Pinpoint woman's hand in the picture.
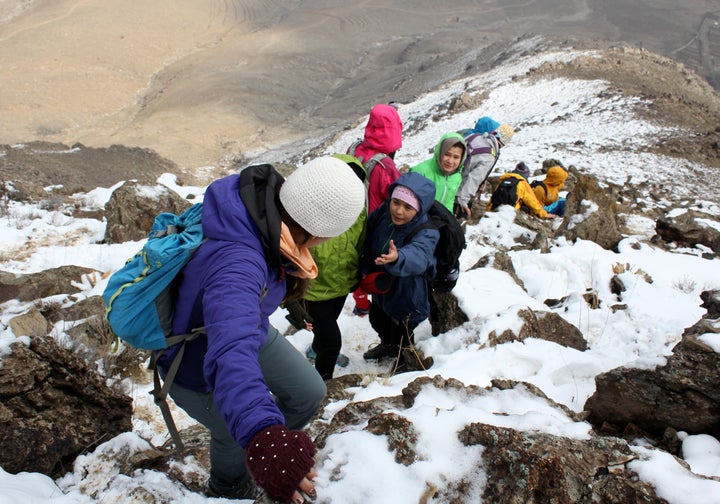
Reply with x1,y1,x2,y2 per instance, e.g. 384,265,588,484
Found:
374,240,398,265
292,470,318,503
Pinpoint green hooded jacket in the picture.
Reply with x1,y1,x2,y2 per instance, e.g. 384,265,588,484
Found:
409,132,466,211
304,154,367,301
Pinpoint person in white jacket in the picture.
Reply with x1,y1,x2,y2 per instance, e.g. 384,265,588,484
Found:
454,123,514,219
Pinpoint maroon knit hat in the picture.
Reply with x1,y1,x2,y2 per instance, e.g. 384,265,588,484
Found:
246,425,317,502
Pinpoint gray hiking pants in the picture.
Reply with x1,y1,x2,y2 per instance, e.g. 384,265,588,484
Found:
167,325,326,488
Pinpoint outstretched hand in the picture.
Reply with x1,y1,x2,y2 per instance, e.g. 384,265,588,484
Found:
374,240,398,265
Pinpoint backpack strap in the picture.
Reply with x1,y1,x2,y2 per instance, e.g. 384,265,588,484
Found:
531,180,548,195
148,328,205,454
347,139,363,161
404,221,432,245
464,133,501,189
364,152,390,181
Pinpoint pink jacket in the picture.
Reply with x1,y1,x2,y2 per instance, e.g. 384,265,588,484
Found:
352,104,403,213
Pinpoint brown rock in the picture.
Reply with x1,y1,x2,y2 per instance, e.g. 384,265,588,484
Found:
459,423,666,503
0,265,99,303
0,336,132,476
584,293,720,439
556,172,623,251
103,181,192,244
8,309,50,337
656,209,720,254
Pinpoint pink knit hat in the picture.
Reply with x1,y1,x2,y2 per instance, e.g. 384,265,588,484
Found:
391,185,420,211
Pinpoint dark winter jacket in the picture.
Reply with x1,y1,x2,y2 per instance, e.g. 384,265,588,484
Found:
156,165,287,448
361,172,439,325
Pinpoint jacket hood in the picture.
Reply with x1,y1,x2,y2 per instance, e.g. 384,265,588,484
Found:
471,116,500,135
433,132,467,174
388,172,437,218
545,165,568,187
201,173,257,242
363,104,403,153
332,153,367,183
202,166,284,272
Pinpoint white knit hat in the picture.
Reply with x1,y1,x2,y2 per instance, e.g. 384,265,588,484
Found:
280,156,365,238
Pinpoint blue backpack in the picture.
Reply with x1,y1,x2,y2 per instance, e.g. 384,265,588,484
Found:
102,202,205,453
103,202,204,350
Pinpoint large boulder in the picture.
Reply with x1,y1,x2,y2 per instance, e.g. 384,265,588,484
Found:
584,290,720,439
428,290,469,336
459,423,664,503
556,171,623,251
655,209,720,256
487,307,588,351
0,265,99,303
0,336,133,476
103,181,192,243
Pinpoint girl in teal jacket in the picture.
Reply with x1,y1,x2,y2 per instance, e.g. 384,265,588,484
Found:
410,132,467,212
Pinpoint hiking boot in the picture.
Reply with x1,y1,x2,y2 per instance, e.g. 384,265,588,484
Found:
206,477,262,500
306,345,350,367
363,343,398,361
399,346,434,373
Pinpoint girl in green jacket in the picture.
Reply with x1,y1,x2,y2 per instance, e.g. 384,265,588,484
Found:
284,154,367,380
409,132,467,212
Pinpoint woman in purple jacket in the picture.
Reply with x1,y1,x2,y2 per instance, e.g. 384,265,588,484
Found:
157,157,365,502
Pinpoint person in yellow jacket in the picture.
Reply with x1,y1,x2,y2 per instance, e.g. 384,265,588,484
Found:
487,162,557,219
532,163,568,216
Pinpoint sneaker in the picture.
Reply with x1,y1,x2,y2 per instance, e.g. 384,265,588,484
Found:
206,478,262,500
306,345,349,367
335,353,349,367
363,343,398,361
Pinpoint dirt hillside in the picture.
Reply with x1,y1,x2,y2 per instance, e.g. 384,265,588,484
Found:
0,0,718,181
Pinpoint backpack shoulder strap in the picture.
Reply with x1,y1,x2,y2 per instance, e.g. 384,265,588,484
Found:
531,180,547,194
347,139,364,161
364,152,390,181
148,328,205,454
405,221,433,245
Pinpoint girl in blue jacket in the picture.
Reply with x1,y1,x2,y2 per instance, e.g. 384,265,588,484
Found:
360,172,439,372
157,157,365,502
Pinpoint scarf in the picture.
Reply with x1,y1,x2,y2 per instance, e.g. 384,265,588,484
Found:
279,223,318,279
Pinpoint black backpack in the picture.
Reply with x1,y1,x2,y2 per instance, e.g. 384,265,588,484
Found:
530,179,547,195
406,201,466,292
490,177,521,210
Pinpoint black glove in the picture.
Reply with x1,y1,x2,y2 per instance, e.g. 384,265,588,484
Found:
284,300,313,330
453,202,469,220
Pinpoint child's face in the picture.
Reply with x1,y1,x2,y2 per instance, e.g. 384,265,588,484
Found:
389,198,418,225
440,145,464,174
